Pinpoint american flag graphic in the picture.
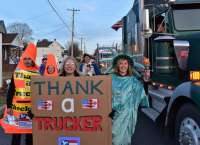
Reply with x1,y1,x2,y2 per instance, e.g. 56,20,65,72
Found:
81,98,98,109
58,137,80,145
37,100,52,111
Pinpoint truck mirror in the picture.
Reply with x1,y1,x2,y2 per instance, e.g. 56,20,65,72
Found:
154,38,176,74
173,40,190,71
143,9,152,38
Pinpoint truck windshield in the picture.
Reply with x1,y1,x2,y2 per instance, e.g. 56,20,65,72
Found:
173,9,200,31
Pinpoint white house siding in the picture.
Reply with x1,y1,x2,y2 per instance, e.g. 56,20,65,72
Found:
36,41,64,66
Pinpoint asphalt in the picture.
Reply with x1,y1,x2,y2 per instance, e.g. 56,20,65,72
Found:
132,111,176,145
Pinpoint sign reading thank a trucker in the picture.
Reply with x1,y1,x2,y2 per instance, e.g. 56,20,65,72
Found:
31,76,112,145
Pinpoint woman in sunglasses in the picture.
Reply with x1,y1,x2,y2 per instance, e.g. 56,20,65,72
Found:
60,56,80,77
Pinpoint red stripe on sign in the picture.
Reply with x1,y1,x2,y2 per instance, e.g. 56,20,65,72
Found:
68,140,78,143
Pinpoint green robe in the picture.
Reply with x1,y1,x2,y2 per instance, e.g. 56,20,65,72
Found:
112,74,149,145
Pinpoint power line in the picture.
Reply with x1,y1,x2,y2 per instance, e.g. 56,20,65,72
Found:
47,0,71,32
34,25,65,36
33,23,64,34
22,10,54,23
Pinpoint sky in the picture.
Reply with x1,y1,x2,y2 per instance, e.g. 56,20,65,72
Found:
0,0,134,54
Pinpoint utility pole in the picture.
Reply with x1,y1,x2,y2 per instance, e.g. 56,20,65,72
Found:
0,33,2,88
84,42,86,54
80,37,83,54
68,8,80,57
115,43,118,52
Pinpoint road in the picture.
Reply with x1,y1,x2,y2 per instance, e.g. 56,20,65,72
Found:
132,111,176,145
0,112,176,145
0,127,12,145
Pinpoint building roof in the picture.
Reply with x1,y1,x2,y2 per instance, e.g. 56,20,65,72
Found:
36,39,53,47
0,20,7,33
2,33,18,44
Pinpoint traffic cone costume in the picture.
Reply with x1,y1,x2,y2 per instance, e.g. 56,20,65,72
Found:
44,54,58,77
0,43,39,134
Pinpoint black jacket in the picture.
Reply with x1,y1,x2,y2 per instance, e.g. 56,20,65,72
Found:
6,76,15,108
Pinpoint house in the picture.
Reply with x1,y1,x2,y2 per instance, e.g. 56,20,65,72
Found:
36,39,64,65
0,20,21,80
3,33,20,64
0,21,7,33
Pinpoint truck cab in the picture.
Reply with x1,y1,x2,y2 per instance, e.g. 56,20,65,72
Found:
142,1,200,144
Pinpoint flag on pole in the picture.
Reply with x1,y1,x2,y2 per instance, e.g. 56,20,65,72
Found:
111,20,123,31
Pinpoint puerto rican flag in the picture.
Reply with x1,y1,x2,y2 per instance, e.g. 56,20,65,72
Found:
82,98,98,109
61,140,78,145
37,100,52,111
58,137,80,145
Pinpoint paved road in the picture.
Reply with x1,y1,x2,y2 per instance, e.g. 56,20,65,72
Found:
132,111,176,145
0,111,176,145
0,127,12,145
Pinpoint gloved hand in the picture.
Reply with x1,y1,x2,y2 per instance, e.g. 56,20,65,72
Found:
109,109,116,119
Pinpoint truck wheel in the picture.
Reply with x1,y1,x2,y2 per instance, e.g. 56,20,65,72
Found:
175,103,200,145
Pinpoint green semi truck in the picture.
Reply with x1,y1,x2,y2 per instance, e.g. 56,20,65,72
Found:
126,0,200,144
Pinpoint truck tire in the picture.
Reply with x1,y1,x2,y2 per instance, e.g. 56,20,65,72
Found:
175,103,200,145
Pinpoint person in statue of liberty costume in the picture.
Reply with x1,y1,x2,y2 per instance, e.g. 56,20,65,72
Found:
110,54,149,145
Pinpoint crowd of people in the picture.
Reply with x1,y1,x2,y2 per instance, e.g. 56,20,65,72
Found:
0,42,149,145
38,51,100,77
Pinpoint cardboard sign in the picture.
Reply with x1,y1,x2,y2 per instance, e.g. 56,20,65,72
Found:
31,76,112,145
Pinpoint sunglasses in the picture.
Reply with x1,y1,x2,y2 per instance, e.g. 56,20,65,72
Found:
65,62,75,65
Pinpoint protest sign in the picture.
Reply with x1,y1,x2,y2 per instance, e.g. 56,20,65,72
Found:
31,76,112,145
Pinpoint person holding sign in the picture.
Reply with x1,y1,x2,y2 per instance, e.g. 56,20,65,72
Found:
60,56,80,76
111,54,149,145
3,43,39,145
44,54,58,77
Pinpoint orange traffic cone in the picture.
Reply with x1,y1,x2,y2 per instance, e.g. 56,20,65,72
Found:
17,42,39,71
44,54,58,77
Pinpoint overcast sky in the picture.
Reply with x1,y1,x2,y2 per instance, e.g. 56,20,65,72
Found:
1,0,134,54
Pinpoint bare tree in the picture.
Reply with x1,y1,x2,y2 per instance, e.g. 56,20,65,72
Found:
67,42,83,57
7,22,33,43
